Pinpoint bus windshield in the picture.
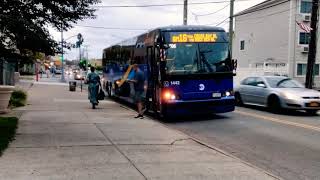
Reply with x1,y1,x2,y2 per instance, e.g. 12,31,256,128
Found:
165,42,229,75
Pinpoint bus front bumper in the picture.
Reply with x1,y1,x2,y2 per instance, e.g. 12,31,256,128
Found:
163,97,235,115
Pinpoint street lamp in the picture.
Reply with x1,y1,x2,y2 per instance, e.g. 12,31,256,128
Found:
60,28,66,82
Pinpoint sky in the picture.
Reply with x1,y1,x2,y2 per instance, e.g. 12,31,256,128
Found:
49,0,266,61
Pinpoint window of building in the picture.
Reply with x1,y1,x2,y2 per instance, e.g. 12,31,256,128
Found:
300,0,312,14
297,63,319,76
299,32,310,45
240,40,245,50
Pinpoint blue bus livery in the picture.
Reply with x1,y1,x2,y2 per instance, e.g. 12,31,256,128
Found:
102,25,236,117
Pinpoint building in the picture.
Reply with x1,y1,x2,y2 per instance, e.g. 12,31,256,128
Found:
89,59,102,67
233,0,320,87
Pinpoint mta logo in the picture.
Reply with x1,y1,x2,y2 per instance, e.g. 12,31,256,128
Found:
199,84,205,91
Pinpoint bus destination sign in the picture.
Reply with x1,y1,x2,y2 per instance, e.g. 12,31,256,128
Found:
171,33,218,43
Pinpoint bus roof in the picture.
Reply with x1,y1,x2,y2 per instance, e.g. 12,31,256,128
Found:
157,25,225,32
103,25,226,51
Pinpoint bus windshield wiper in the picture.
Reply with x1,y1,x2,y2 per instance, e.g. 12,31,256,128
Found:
199,51,214,72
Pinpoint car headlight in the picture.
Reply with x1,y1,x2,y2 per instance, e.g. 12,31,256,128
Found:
283,92,300,100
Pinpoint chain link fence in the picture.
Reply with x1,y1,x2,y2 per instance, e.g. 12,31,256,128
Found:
0,59,16,85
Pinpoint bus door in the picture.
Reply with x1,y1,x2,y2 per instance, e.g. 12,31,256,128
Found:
146,46,157,111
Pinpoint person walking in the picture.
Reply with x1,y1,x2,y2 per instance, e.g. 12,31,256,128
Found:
40,65,45,78
51,65,56,78
86,66,101,109
46,67,50,78
128,64,145,119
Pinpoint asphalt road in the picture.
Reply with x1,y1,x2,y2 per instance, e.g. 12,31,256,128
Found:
165,106,320,180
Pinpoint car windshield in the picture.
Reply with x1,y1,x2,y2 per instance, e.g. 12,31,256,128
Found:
265,77,303,88
164,43,229,75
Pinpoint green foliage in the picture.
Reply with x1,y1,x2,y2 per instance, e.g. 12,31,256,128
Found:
95,66,103,71
0,0,100,60
79,60,87,70
0,117,18,156
9,90,27,108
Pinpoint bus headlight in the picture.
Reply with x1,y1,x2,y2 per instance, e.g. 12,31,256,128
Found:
224,90,234,97
163,91,178,101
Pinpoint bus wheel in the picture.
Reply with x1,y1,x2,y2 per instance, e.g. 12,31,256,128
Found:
159,105,170,121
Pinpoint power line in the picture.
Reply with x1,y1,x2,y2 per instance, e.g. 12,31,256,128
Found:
74,25,147,31
235,5,297,23
204,3,297,27
215,17,230,26
192,3,230,17
203,17,230,26
234,0,290,17
92,1,231,8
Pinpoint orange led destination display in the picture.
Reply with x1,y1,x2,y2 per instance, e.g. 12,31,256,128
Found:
171,33,218,43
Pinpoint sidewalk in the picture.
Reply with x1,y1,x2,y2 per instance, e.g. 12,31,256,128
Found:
0,83,278,180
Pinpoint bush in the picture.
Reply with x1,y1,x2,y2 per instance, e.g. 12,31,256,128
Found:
9,90,27,108
0,117,18,156
95,66,103,71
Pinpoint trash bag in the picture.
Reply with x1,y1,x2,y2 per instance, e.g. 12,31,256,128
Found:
97,89,105,100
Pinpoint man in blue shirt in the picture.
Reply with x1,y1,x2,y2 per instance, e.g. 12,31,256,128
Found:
128,64,145,119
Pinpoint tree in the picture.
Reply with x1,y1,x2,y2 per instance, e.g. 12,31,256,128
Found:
0,0,100,61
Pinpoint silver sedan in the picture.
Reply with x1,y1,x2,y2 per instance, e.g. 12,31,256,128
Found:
235,76,320,115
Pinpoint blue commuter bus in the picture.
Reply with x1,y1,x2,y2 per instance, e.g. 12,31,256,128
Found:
102,25,236,117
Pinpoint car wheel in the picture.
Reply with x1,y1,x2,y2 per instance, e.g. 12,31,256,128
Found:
235,92,243,106
268,95,281,113
306,110,318,116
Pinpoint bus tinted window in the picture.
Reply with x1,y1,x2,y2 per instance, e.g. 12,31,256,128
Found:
163,31,230,75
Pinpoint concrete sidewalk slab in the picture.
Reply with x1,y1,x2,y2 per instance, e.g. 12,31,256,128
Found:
0,83,278,180
119,145,273,180
12,123,110,147
20,111,88,123
0,147,144,180
96,120,188,145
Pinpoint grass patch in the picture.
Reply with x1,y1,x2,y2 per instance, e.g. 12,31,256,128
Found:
9,90,27,108
0,117,18,156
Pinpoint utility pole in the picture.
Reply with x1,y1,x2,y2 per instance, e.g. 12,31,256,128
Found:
79,46,81,65
229,0,235,58
305,0,319,89
183,0,188,25
60,26,66,82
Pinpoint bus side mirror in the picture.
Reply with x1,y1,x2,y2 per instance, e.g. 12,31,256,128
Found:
156,36,162,44
232,59,237,71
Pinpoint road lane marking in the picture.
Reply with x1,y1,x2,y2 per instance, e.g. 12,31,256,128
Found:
235,110,320,133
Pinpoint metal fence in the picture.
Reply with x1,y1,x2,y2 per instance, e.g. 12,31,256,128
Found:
0,59,16,85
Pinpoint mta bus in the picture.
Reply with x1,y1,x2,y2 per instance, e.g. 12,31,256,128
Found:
102,25,236,117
